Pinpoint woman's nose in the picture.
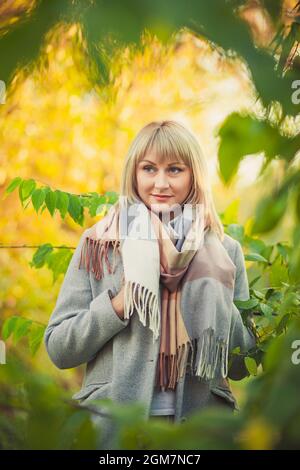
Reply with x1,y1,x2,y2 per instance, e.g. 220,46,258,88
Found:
154,172,170,189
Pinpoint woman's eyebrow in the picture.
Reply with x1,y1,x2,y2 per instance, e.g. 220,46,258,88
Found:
140,159,186,166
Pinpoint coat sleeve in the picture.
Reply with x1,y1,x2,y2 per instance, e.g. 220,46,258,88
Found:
227,240,258,381
44,230,130,369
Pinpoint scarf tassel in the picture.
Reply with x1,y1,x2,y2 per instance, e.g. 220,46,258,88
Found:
123,280,160,341
78,236,120,280
157,343,190,391
156,329,229,391
190,328,229,381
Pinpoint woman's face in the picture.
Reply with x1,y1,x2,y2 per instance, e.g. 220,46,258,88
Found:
135,152,193,219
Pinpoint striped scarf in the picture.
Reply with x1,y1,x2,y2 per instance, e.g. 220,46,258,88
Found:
78,196,236,391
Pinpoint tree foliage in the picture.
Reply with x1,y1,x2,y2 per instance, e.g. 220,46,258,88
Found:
0,0,299,450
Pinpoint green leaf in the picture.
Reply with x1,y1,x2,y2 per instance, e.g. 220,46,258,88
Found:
265,288,283,303
47,248,73,283
55,190,69,219
2,316,19,340
19,179,36,205
5,176,22,194
244,356,258,376
247,237,267,256
88,194,106,217
231,346,241,355
45,190,58,217
253,289,265,300
226,224,244,243
2,316,46,355
31,188,46,214
96,203,108,216
269,256,289,287
105,191,119,205
68,194,84,225
249,275,261,287
218,113,299,184
30,244,53,269
218,114,265,183
12,317,33,344
28,324,46,356
276,313,291,334
220,200,239,225
251,190,289,234
260,303,273,317
234,298,259,310
276,242,291,263
257,316,271,328
245,253,269,263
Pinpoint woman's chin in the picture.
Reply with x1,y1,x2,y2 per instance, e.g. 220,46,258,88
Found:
141,198,180,215
149,202,173,213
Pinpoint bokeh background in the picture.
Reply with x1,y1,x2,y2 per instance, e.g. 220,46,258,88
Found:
0,0,299,450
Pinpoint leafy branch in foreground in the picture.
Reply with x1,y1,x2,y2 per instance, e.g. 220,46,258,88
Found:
2,176,119,283
1,316,46,357
3,176,118,226
224,220,300,376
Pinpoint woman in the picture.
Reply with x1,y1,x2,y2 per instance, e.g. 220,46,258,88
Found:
44,120,258,449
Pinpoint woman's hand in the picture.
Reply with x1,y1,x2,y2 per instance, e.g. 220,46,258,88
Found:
111,283,125,319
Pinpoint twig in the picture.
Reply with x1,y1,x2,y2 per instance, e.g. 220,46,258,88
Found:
0,244,75,249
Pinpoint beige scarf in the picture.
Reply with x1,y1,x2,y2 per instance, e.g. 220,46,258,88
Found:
78,197,236,391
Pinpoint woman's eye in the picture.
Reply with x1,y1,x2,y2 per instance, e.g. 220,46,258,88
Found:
169,167,183,174
143,166,155,172
142,166,183,174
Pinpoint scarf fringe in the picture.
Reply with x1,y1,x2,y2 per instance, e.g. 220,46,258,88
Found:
157,343,190,391
156,329,228,391
123,280,160,342
190,328,229,381
78,236,120,280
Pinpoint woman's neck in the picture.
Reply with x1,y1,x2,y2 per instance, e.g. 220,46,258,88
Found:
158,204,184,221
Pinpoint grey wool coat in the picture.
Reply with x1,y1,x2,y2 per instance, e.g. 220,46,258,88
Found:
44,228,257,449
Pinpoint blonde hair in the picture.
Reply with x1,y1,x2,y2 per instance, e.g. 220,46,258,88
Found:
117,120,224,241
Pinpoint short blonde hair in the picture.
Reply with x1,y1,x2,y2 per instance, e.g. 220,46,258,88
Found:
117,120,224,241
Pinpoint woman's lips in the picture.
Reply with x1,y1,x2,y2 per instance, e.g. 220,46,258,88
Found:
151,194,173,201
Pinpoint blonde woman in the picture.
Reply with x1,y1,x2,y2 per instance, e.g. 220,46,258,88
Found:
44,120,258,449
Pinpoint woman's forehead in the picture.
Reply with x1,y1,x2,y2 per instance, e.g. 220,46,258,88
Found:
138,152,188,165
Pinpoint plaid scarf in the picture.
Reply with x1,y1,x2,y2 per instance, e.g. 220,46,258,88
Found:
78,197,236,391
